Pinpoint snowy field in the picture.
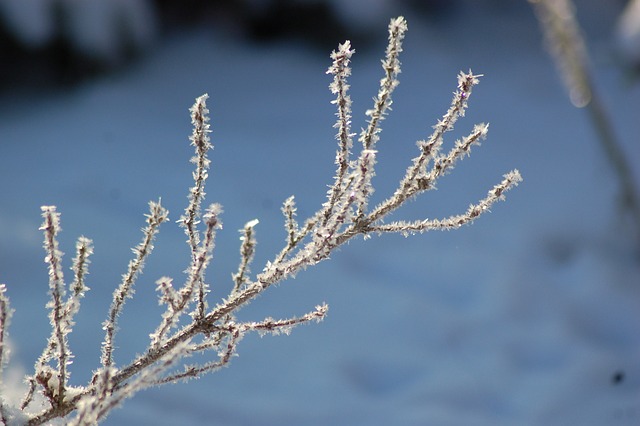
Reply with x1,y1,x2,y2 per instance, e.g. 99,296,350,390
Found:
1,2,639,425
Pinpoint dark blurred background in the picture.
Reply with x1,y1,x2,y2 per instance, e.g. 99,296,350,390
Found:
0,0,636,95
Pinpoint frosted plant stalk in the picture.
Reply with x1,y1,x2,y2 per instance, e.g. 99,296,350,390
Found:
0,16,521,425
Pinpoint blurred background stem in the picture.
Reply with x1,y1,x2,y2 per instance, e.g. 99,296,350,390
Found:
530,0,640,254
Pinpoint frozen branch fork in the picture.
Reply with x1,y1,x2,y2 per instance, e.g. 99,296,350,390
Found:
0,16,521,425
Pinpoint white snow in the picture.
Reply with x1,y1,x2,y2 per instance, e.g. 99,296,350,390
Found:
0,3,639,426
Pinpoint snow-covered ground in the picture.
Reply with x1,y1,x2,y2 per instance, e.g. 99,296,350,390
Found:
1,3,639,425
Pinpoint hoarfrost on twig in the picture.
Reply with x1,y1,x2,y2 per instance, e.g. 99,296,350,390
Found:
0,16,521,426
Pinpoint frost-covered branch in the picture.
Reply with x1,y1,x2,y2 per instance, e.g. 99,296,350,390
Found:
40,208,67,403
232,219,259,295
361,16,406,151
369,171,522,235
101,200,168,369
150,203,222,350
179,94,213,319
180,94,213,254
0,285,9,375
0,16,521,426
32,207,72,407
67,237,92,321
324,40,355,227
0,284,11,425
